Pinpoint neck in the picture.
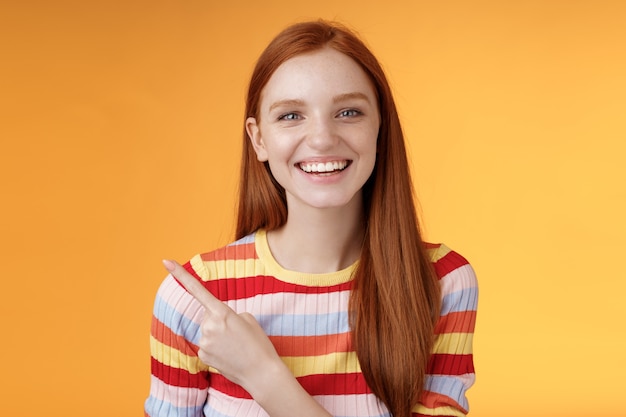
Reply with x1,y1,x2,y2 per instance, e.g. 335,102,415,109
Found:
267,195,365,274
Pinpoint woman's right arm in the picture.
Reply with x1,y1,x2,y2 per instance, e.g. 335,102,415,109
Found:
163,259,333,417
144,274,210,417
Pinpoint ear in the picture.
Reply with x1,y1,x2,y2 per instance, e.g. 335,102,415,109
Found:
246,117,269,162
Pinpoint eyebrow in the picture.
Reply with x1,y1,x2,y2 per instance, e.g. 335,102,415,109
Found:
269,99,305,112
268,92,373,113
332,92,372,104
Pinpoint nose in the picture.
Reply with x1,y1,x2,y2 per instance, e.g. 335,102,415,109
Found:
305,115,339,151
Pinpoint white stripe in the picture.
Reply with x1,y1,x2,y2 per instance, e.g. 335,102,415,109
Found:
439,264,478,297
204,389,390,417
148,374,207,407
158,275,205,325
224,289,351,316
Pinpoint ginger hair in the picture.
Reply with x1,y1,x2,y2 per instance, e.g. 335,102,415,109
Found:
236,20,441,417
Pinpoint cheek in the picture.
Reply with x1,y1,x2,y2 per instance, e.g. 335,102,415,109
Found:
364,134,379,175
264,132,297,162
263,143,295,178
362,127,379,157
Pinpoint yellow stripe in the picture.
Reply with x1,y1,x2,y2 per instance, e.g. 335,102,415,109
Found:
191,255,264,281
412,404,467,417
161,351,362,378
150,336,209,374
432,332,474,355
281,351,362,377
190,231,357,285
256,230,357,286
427,243,452,263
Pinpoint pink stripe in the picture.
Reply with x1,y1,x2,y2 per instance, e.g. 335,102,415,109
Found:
160,276,204,325
438,264,478,297
205,389,262,415
224,289,351,315
205,389,387,417
316,393,386,416
149,375,207,407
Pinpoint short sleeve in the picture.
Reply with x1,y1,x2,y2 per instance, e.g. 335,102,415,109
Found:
414,246,478,417
144,258,211,417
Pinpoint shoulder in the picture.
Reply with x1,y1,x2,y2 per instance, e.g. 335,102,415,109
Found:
153,232,259,322
184,232,259,281
426,243,477,284
426,243,472,279
426,243,478,309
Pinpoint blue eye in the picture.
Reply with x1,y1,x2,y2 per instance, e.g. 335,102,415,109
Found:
279,112,300,121
339,109,361,117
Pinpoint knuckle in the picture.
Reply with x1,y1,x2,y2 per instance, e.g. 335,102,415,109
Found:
239,312,255,322
197,349,210,365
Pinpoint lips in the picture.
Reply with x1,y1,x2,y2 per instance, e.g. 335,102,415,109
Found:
298,160,351,174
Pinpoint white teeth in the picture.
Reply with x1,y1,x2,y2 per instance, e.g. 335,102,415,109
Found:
299,160,348,173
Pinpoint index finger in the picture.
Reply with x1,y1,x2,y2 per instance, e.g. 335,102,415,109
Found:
162,259,223,311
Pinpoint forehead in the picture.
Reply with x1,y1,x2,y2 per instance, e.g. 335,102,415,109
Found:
259,47,377,108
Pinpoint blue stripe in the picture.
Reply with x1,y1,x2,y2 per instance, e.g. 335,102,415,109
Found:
145,396,204,417
227,233,255,246
257,311,350,336
153,293,202,345
424,374,470,411
202,401,242,417
441,286,478,315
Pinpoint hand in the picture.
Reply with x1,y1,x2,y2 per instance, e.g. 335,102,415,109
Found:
162,258,333,417
162,259,283,392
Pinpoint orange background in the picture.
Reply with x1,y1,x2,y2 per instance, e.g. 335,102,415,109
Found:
1,1,625,415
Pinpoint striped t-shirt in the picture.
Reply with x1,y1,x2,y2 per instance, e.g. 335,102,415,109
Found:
145,229,478,417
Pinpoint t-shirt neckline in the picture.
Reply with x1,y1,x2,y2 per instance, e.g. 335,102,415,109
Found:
254,229,358,287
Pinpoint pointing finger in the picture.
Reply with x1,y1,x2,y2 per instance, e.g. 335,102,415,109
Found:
162,259,223,311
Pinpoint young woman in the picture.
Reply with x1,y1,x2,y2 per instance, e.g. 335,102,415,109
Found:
145,20,478,417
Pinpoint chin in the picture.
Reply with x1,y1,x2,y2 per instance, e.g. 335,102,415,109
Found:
292,192,362,211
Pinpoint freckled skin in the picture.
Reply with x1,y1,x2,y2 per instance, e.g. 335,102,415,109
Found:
246,47,380,212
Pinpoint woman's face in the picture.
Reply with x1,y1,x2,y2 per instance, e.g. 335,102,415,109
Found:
246,47,380,213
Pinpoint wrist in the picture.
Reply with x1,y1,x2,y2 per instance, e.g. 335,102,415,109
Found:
247,361,332,417
243,358,291,403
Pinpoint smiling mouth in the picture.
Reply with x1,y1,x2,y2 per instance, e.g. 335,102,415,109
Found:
298,160,351,175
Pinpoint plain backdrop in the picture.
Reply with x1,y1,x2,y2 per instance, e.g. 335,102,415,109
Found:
1,1,625,415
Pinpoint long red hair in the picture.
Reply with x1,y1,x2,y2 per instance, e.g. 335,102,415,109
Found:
236,20,441,417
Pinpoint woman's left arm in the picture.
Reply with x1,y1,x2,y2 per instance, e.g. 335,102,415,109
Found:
414,249,479,417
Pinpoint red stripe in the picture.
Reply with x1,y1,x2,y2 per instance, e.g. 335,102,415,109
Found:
210,374,252,398
210,372,372,398
178,269,353,301
151,357,209,389
427,353,474,375
182,261,203,279
299,373,372,395
434,311,477,334
419,390,467,414
151,316,199,357
414,413,459,417
432,250,469,280
200,242,258,262
270,332,353,356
